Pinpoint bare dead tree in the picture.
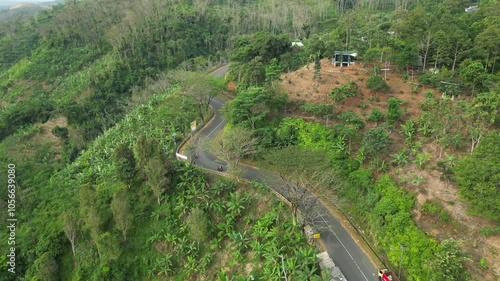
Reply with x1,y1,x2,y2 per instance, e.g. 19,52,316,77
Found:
63,211,80,257
188,134,207,159
214,126,259,175
280,170,343,229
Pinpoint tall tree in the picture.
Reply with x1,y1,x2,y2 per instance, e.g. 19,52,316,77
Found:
96,232,121,263
419,31,433,71
432,30,451,69
63,211,80,257
186,207,209,248
460,61,488,94
225,87,271,130
305,34,326,80
144,157,169,204
280,170,342,227
79,185,102,241
167,71,222,122
214,126,259,174
454,132,500,221
244,56,266,86
474,23,500,73
32,252,59,281
84,207,103,242
114,144,137,189
135,135,162,176
265,58,282,83
395,42,419,72
111,191,133,241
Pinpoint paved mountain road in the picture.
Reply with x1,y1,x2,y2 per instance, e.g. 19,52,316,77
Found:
186,64,378,280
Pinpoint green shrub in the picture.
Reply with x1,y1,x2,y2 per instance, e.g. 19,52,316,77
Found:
362,125,391,158
52,126,69,140
299,103,334,118
358,102,368,110
401,71,408,80
422,200,451,222
337,111,365,129
480,258,489,269
386,97,402,124
366,75,390,93
367,109,384,123
330,81,358,104
425,239,471,281
480,226,500,236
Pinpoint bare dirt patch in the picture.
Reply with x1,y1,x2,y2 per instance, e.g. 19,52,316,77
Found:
40,116,67,143
38,116,68,157
281,59,429,120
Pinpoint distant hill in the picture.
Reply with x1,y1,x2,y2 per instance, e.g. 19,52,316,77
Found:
0,1,58,22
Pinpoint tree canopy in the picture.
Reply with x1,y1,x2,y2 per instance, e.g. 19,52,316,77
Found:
454,132,500,221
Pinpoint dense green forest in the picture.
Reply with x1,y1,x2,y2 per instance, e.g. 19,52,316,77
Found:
0,0,499,280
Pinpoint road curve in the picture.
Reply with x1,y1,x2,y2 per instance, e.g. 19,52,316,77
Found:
187,64,378,281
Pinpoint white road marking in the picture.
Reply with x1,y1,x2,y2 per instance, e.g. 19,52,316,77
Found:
316,211,370,281
206,119,226,138
211,99,223,106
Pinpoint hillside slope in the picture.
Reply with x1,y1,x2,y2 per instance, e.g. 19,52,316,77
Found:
279,59,499,280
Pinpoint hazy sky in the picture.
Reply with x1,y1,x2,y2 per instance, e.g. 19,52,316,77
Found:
0,0,54,4
2,0,48,2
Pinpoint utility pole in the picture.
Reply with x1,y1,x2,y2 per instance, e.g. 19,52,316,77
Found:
399,242,408,280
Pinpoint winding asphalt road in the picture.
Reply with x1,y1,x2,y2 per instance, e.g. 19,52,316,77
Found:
186,64,378,281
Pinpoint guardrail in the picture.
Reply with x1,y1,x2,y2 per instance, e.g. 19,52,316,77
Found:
175,107,215,161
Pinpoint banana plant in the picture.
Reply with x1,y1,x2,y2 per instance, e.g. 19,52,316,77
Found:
332,135,348,155
228,231,250,253
184,255,198,275
401,119,416,145
155,253,173,278
217,221,233,238
250,240,265,260
207,198,224,217
217,268,229,281
390,149,408,166
226,193,246,218
146,230,164,244
413,152,431,169
294,247,317,267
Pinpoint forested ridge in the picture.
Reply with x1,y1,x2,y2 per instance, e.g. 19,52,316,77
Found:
0,0,499,280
